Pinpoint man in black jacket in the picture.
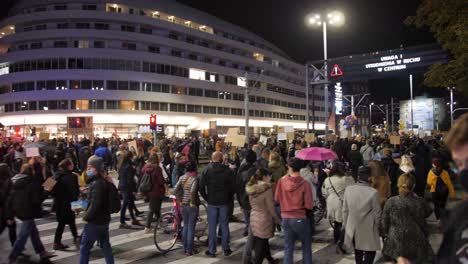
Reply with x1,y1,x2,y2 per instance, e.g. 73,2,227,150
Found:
199,151,235,257
79,155,114,264
381,149,402,196
236,150,257,236
7,164,55,263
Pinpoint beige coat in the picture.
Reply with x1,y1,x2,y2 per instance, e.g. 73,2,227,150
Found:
246,181,281,239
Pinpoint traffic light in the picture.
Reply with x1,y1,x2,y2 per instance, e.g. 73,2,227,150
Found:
75,118,81,126
150,114,157,130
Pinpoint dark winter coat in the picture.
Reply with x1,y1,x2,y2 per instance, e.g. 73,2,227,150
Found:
381,157,402,196
52,170,80,222
199,162,235,206
118,161,137,193
6,174,45,220
83,175,111,225
78,146,92,172
236,164,256,210
380,194,434,263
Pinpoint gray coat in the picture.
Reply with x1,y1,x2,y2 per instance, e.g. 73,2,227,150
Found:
322,175,354,223
342,183,381,251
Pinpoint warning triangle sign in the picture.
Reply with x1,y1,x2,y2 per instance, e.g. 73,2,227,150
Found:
330,64,343,77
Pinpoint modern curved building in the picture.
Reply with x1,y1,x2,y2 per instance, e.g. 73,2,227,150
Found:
0,0,326,138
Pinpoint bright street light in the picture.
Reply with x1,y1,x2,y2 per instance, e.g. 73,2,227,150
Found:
305,10,345,135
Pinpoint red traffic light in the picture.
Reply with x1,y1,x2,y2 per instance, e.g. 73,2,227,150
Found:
76,118,81,125
149,114,157,130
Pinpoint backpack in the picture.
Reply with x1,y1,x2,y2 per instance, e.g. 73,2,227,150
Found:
106,181,121,214
435,175,449,195
138,171,152,193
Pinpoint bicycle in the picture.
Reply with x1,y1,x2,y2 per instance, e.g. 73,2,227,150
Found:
153,195,208,253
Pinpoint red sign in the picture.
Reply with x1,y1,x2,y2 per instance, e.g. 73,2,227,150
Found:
330,64,343,77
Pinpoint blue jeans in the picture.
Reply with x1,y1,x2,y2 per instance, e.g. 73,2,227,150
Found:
182,205,199,253
207,204,230,254
283,218,312,264
9,219,45,260
79,223,114,264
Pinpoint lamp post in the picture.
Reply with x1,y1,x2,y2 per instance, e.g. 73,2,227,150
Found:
306,11,345,135
369,102,374,134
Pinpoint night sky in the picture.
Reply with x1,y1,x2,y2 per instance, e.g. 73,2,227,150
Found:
0,0,455,103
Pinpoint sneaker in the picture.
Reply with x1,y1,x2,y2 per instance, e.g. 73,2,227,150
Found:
205,250,216,257
119,223,131,229
224,249,233,256
53,243,69,251
144,228,153,234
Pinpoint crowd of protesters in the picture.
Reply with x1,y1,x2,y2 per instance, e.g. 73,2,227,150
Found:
0,113,467,264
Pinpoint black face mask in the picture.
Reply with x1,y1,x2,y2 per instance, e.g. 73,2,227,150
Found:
459,169,468,192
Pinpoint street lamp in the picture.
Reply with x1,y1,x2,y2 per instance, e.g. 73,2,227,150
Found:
306,10,345,135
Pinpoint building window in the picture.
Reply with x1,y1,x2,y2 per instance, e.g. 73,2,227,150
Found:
120,100,136,111
188,87,203,96
217,107,230,115
122,42,136,50
35,24,47,30
140,26,152,34
187,104,202,113
171,86,186,95
121,25,135,32
76,23,90,29
129,81,139,91
203,106,216,114
148,46,159,53
94,23,109,30
74,40,89,48
54,5,67,10
107,100,120,110
30,42,42,49
57,22,69,29
54,41,68,48
18,44,28,50
93,41,105,48
170,104,185,112
171,50,182,57
82,5,97,10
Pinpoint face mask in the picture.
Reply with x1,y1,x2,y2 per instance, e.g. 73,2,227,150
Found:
459,170,468,192
86,169,95,178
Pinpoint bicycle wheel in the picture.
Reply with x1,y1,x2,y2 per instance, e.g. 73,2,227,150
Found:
154,212,179,252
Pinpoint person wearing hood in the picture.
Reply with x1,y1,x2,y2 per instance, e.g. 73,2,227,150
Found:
268,151,286,185
321,161,354,253
141,154,166,234
275,158,313,264
246,168,281,264
51,159,80,250
348,144,364,182
199,151,235,257
79,155,114,264
7,163,55,263
173,162,200,256
117,151,141,228
342,166,381,264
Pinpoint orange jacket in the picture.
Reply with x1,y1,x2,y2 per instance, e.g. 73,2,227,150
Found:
427,169,455,198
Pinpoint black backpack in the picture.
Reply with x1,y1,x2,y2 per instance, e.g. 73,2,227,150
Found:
435,175,449,195
106,181,121,214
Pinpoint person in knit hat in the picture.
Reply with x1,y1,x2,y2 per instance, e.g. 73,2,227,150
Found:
79,155,115,264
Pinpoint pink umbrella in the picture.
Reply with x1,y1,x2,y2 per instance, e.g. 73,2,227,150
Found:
296,147,338,161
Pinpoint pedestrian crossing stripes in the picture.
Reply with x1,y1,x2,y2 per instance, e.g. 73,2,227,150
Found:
0,199,356,264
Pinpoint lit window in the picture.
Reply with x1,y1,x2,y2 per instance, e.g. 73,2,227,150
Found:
237,77,246,87
189,68,206,81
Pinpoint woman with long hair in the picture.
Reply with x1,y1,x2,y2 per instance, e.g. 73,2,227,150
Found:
322,161,354,253
380,173,434,263
368,160,391,207
52,159,80,250
118,151,141,228
141,154,166,234
399,155,422,197
246,168,281,264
